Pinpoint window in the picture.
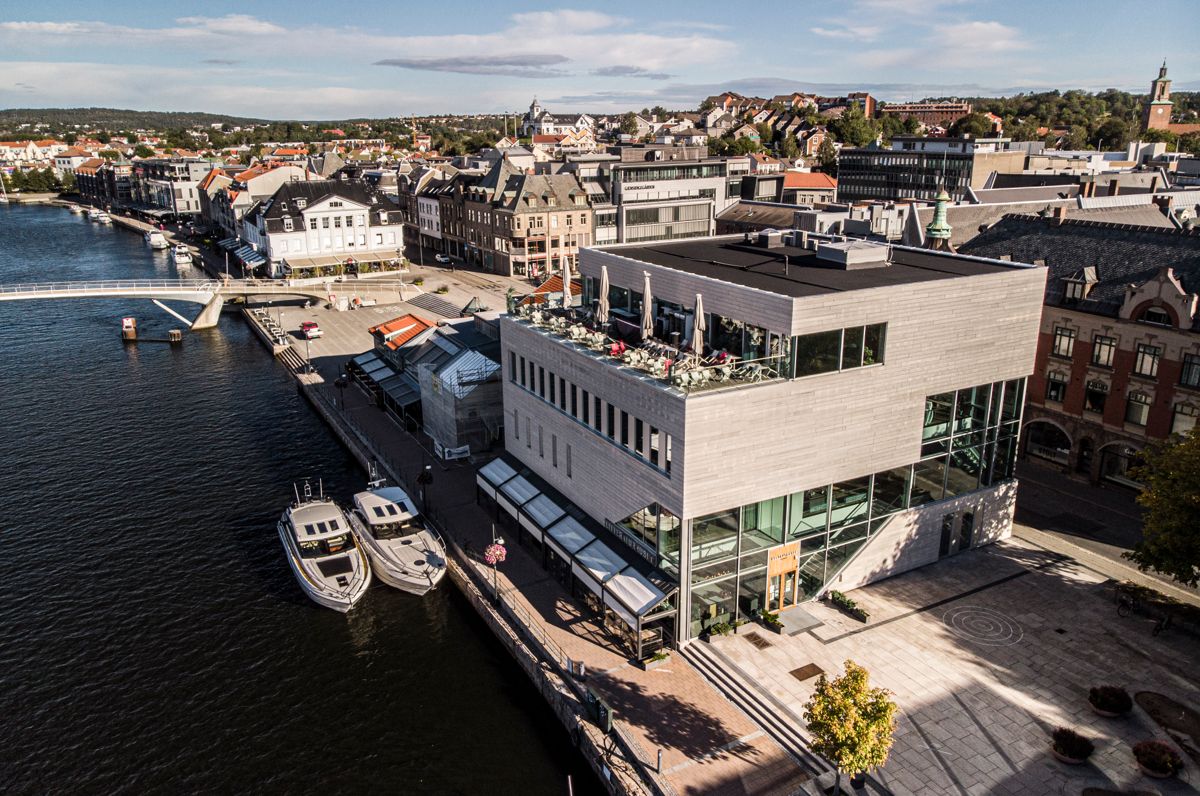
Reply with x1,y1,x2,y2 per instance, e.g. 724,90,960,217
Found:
1172,404,1198,436
321,217,329,229
334,216,342,228
1092,335,1116,368
552,434,557,467
792,330,841,377
1139,306,1172,326
1052,327,1076,358
1045,372,1067,403
1183,354,1200,389
1084,380,1108,414
1124,391,1151,426
308,218,317,230
283,218,294,232
538,426,544,457
620,410,629,447
1133,344,1161,378
509,352,516,382
1064,280,1086,301
512,409,518,440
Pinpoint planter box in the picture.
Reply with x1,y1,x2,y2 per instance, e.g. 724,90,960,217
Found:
637,655,670,671
1050,745,1089,766
1088,702,1126,718
760,621,784,635
1137,762,1176,780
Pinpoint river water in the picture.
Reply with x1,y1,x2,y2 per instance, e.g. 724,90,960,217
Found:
0,204,600,795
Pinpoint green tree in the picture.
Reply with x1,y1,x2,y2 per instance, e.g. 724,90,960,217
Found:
1179,133,1200,156
816,136,838,174
698,99,715,113
1126,429,1200,586
949,112,995,138
1091,117,1130,150
133,144,155,158
651,105,667,121
779,134,800,161
98,149,120,160
619,112,638,136
732,134,761,155
828,103,877,147
1139,128,1178,145
64,132,78,145
756,122,774,143
805,660,897,792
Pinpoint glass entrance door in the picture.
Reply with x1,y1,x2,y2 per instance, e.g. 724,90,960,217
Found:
783,570,797,608
768,575,782,611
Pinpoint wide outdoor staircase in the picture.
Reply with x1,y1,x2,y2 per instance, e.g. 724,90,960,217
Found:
681,640,893,795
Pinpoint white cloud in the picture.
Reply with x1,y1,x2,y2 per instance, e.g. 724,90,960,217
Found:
931,20,1028,54
810,25,883,41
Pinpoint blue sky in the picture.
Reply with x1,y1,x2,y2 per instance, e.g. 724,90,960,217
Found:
1,0,1196,119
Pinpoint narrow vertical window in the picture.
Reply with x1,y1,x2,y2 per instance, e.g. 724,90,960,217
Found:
566,444,572,478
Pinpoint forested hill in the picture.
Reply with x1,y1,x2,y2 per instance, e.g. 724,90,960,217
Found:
0,107,268,130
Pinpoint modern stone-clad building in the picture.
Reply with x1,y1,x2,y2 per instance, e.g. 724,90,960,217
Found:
478,230,1045,653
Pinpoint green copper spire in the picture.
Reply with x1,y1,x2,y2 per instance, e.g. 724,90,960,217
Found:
926,188,953,243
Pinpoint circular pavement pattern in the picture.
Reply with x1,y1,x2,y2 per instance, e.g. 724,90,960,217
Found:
942,605,1024,646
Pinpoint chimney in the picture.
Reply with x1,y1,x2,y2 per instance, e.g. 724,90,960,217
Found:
1054,205,1068,225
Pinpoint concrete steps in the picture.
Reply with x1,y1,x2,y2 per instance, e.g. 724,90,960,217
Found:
681,640,894,795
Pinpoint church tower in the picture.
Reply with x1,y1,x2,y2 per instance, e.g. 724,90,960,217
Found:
1144,61,1173,131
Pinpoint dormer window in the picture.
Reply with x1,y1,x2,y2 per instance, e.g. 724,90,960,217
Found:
1064,280,1087,301
295,199,307,209
1139,306,1172,327
283,217,294,232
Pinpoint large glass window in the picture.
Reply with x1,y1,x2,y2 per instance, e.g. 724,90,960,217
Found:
864,323,886,365
792,330,841,377
1052,327,1076,358
1084,380,1108,414
1000,379,1024,422
1181,354,1200,389
945,447,982,497
690,509,739,567
829,476,871,529
1172,404,1198,436
911,456,947,505
1124,392,1151,426
954,385,989,434
690,579,736,637
737,569,767,623
871,466,910,516
923,393,954,440
1045,372,1067,403
788,486,829,539
841,326,864,369
742,496,785,550
1133,344,1161,378
1092,335,1116,368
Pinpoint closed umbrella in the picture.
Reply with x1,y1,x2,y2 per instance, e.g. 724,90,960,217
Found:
561,259,573,309
640,271,653,340
596,265,610,325
692,292,707,354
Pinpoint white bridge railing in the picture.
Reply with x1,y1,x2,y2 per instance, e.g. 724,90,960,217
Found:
0,279,222,295
0,278,413,298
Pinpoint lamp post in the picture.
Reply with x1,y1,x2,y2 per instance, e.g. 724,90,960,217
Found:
417,464,433,511
335,375,348,411
485,526,507,603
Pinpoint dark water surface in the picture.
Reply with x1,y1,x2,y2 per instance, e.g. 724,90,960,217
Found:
0,204,599,795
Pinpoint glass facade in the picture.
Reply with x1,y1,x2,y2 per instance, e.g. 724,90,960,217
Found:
687,377,1025,638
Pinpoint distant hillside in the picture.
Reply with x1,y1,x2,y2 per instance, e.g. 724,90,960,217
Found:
0,107,268,130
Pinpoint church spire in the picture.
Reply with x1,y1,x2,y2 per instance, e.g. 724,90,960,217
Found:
1160,60,1168,79
925,188,955,252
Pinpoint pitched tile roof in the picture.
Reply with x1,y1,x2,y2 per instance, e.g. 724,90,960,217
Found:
783,172,837,190
369,314,434,349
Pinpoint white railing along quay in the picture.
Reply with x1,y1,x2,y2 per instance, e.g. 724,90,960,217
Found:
0,279,221,295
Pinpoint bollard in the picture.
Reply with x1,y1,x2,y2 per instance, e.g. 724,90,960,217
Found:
657,749,662,774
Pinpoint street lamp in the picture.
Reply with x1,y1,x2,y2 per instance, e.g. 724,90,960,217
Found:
417,464,433,510
335,374,348,411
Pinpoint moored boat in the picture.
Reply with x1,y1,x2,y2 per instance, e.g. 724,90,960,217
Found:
170,244,193,267
94,212,111,224
277,481,372,612
87,207,102,221
69,204,83,214
347,474,447,596
145,230,169,249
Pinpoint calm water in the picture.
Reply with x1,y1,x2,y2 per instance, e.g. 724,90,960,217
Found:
0,204,599,795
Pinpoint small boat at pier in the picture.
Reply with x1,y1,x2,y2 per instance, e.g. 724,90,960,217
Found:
277,481,372,612
68,204,83,214
170,244,193,267
94,212,111,224
347,472,447,596
87,207,102,221
145,230,169,249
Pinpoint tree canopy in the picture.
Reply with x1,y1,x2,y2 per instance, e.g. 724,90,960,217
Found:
827,103,878,147
948,112,996,138
1127,429,1200,586
805,660,897,785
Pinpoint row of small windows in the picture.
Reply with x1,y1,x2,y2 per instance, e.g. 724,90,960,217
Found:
512,409,573,478
509,352,673,475
1051,326,1200,386
1045,372,1198,433
793,324,887,377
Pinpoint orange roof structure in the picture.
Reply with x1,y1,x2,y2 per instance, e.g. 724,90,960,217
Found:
368,314,434,350
783,172,837,190
519,274,583,306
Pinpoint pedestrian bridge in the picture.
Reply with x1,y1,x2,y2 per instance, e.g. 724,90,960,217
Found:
0,278,412,329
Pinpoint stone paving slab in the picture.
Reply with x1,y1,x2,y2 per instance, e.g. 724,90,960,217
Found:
712,538,1200,795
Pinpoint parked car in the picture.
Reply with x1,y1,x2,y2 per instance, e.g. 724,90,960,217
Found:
300,321,323,339
434,253,451,264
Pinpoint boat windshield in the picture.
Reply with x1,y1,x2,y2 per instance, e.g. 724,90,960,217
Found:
298,532,355,558
368,516,420,540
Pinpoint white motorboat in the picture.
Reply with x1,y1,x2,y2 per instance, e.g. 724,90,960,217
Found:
347,475,447,596
68,204,83,214
277,482,372,612
94,212,112,224
87,207,102,221
145,230,169,249
170,244,193,267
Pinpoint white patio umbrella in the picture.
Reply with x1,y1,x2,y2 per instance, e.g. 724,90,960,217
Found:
640,271,654,340
561,259,573,309
692,292,707,354
596,265,610,325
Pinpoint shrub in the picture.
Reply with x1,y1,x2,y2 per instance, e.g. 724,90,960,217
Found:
650,650,670,662
1088,685,1133,714
1051,727,1094,761
1133,740,1183,775
829,590,870,622
761,609,782,627
708,622,732,637
412,277,424,286
434,285,449,294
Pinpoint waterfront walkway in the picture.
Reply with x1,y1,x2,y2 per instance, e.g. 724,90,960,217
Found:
307,375,813,795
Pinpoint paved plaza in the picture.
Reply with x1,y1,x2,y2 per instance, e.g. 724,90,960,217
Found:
709,537,1200,795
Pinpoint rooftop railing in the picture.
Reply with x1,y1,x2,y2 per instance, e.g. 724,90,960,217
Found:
513,304,787,395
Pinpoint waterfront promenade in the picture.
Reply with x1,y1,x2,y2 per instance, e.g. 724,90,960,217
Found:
241,299,815,795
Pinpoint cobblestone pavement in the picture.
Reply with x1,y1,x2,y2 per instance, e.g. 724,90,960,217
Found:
711,538,1200,795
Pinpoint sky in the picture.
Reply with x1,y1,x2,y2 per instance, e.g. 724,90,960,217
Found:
1,0,1197,120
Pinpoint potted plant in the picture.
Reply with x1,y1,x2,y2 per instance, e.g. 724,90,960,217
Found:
1088,685,1133,717
705,621,732,642
1049,727,1094,765
827,590,870,623
760,609,784,634
1133,740,1183,779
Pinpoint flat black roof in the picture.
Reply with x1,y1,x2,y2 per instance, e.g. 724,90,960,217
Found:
606,237,1023,298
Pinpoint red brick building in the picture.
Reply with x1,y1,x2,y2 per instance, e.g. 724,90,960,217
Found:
961,214,1200,486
